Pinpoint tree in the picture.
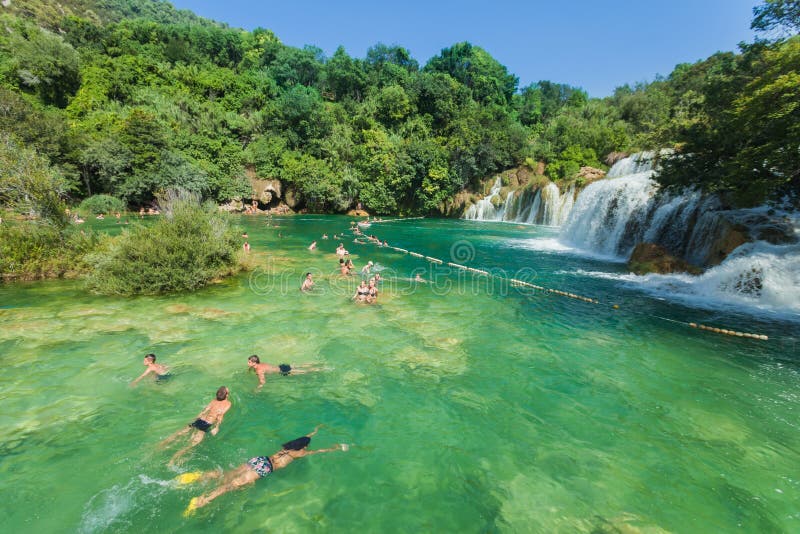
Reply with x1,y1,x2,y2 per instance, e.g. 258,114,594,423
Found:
0,134,71,228
424,42,518,106
752,0,800,36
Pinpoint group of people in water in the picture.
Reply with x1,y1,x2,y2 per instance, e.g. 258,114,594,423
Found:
130,352,345,514
300,221,388,303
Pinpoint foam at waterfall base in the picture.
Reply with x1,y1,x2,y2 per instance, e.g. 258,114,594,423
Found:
566,240,800,319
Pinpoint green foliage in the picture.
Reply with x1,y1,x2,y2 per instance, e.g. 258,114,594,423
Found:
78,194,127,215
0,0,796,216
425,42,518,105
85,191,243,295
752,0,800,36
0,222,98,280
0,134,72,228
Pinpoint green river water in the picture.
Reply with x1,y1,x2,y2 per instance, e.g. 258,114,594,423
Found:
1,216,798,533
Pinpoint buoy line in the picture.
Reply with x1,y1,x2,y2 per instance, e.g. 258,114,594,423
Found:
356,238,773,342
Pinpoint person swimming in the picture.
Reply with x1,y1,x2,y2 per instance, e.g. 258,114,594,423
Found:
160,386,232,466
184,425,347,514
130,353,170,387
247,355,323,389
300,272,314,291
361,261,373,275
308,241,317,251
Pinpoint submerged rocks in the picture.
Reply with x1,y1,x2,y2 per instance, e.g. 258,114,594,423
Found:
628,243,702,275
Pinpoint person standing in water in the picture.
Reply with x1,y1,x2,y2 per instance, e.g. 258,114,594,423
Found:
247,355,323,388
183,425,347,514
300,272,314,291
161,386,232,465
130,353,169,386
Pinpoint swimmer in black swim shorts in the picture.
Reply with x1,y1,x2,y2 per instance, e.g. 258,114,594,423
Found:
247,355,324,389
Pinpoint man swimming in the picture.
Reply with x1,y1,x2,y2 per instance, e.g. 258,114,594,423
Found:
160,386,232,465
247,355,322,388
184,425,347,513
300,272,314,291
130,353,169,386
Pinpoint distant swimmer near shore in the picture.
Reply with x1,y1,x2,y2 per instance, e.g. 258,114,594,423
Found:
247,355,323,388
184,425,347,514
160,386,231,466
130,353,170,386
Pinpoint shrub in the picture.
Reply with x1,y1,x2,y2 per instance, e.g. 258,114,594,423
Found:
0,222,98,280
78,194,127,215
85,190,243,295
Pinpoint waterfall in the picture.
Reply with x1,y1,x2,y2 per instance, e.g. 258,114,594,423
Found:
464,178,504,220
464,179,575,225
558,152,800,316
558,151,721,262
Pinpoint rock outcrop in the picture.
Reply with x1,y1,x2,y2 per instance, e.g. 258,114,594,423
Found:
628,243,702,275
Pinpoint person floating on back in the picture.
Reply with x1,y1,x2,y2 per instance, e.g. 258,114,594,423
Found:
183,425,347,514
247,355,323,389
160,386,232,466
130,353,170,387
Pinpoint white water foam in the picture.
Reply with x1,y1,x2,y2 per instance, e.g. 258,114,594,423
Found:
566,239,800,318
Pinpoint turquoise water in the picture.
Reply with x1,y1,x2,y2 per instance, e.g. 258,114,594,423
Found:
1,216,798,532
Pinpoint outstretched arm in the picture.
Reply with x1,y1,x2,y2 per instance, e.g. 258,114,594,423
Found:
130,368,152,386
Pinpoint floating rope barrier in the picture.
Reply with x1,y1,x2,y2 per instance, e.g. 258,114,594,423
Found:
352,235,772,342
689,322,768,340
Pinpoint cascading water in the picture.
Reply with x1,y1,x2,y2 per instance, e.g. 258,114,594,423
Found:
463,178,504,221
558,152,800,316
464,179,574,226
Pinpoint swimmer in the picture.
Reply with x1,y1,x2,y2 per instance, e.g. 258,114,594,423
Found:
322,233,329,239
161,386,232,466
367,279,378,303
352,280,369,302
339,259,349,276
243,241,251,253
96,213,104,220
414,273,427,283
247,355,323,388
308,241,317,251
130,353,170,387
374,273,382,283
336,243,346,257
242,232,249,238
345,258,354,273
184,426,347,514
361,261,373,275
300,272,314,292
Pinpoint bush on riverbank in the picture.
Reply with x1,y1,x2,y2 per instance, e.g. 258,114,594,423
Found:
78,195,127,216
85,191,244,295
0,222,98,281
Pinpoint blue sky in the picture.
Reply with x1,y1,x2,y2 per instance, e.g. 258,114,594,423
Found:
170,0,759,97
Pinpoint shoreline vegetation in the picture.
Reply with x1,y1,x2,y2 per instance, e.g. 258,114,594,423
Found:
0,0,798,288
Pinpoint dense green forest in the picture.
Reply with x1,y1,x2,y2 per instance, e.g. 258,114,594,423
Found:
0,0,798,217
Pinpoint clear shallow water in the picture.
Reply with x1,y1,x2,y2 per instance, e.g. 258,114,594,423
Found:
1,216,799,532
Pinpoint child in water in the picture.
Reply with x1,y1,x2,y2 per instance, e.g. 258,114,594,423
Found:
130,353,169,386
